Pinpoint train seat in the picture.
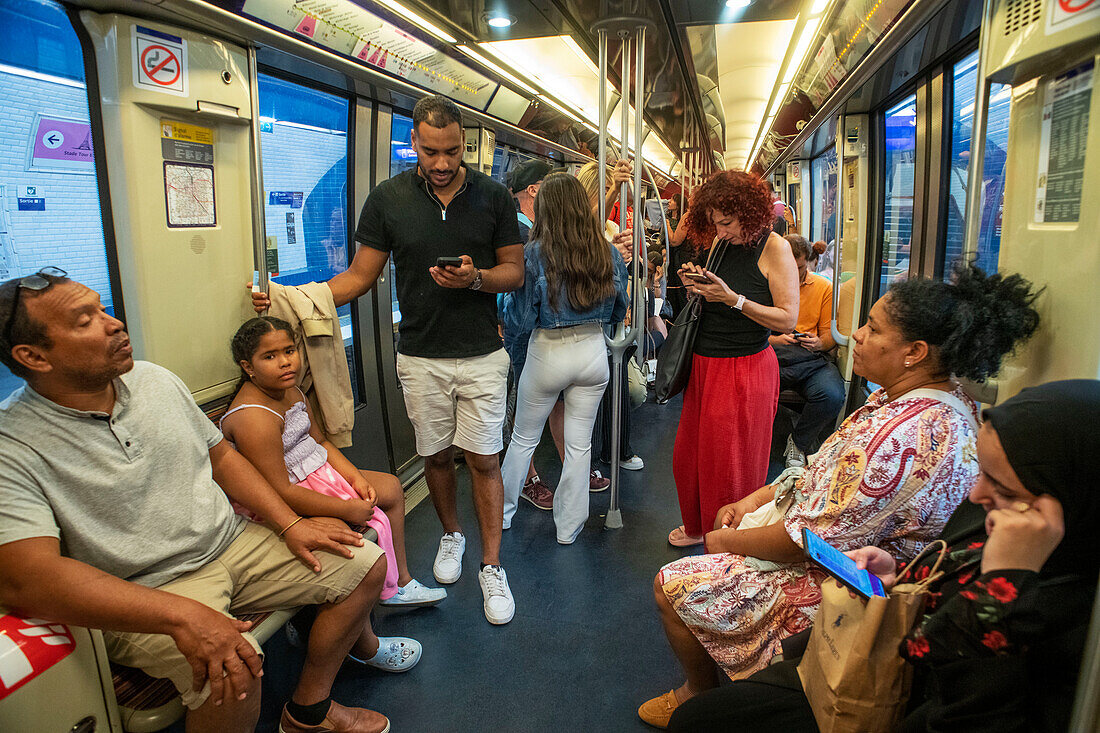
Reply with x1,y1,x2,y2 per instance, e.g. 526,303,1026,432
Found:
110,608,296,733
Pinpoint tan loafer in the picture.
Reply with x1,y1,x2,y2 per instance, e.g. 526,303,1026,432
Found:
279,701,390,733
638,689,681,729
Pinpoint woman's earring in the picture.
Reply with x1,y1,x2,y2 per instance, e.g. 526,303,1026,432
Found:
904,361,911,368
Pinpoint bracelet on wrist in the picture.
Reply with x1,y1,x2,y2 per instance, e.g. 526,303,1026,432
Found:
278,516,304,538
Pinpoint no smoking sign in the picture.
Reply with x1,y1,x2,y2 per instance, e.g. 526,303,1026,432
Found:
132,25,188,96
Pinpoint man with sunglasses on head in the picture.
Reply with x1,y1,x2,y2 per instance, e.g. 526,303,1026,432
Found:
0,269,395,733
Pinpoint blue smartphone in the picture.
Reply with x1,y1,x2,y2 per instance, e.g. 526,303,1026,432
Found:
802,528,887,600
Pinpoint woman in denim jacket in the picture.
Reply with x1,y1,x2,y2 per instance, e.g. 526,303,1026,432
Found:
500,173,629,544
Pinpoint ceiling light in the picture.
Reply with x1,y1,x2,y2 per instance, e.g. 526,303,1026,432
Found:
537,95,583,123
373,0,457,44
457,45,537,95
726,0,752,8
486,13,516,28
562,35,600,76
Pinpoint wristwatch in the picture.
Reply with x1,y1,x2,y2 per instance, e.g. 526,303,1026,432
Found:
468,267,483,291
732,293,746,311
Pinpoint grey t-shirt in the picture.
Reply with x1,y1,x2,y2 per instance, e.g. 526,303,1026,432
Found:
0,361,245,588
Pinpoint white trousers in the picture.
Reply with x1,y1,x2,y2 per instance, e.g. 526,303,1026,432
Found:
501,323,609,544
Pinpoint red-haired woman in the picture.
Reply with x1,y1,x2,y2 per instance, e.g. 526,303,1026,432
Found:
667,172,799,547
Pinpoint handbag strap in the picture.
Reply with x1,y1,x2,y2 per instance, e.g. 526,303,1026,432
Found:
895,539,949,590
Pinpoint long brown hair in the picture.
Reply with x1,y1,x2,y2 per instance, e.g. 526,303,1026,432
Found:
530,173,615,312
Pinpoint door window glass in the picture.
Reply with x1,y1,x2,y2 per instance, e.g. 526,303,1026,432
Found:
386,113,416,363
0,0,115,399
942,51,1011,276
257,74,359,403
880,95,917,297
810,148,838,279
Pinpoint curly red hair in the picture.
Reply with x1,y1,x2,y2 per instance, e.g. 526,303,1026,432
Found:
683,171,774,247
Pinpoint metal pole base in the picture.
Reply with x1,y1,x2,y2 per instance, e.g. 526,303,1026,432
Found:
604,508,623,529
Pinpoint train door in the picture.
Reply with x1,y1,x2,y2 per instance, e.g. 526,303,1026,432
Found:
251,69,393,472
369,106,420,477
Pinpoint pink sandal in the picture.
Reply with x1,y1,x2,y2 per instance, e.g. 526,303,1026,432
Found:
668,525,704,547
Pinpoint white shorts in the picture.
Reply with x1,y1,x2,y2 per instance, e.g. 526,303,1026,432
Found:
396,348,510,456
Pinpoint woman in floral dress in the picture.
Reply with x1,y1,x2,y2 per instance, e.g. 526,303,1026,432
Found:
666,378,1099,733
639,265,1041,728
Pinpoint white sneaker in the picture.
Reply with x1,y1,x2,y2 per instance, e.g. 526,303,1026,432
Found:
783,436,807,468
379,578,447,607
619,455,644,471
478,565,515,625
433,532,465,584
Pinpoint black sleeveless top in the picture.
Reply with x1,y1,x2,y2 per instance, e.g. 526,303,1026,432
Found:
694,233,773,358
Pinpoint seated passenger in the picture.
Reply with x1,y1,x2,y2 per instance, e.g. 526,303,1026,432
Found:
638,264,1040,728
0,271,390,733
644,249,668,361
769,234,845,468
669,379,1100,733
221,317,444,621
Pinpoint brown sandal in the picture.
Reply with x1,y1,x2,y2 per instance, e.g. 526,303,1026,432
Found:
667,525,704,547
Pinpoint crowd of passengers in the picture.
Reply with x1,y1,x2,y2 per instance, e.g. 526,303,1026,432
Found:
0,92,1095,733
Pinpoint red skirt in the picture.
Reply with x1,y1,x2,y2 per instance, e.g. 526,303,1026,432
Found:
673,348,779,537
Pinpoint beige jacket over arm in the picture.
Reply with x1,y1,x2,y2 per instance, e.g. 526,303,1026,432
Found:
266,281,355,447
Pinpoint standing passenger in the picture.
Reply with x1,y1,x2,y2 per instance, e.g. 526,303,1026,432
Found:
668,172,799,547
252,95,524,625
503,159,570,511
575,160,646,473
500,174,629,544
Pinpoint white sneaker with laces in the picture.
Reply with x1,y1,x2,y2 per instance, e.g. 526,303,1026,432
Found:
478,565,515,625
619,454,644,471
433,532,465,584
783,436,807,468
379,578,447,607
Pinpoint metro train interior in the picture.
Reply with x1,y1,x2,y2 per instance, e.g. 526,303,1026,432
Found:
0,0,1098,731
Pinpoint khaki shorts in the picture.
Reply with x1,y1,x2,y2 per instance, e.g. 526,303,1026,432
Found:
103,521,383,709
397,348,510,456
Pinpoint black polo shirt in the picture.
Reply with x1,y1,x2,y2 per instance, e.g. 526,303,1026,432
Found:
355,164,521,358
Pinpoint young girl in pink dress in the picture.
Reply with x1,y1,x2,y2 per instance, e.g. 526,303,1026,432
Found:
222,316,445,671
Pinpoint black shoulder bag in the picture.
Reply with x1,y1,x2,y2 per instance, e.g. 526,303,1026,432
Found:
653,241,728,404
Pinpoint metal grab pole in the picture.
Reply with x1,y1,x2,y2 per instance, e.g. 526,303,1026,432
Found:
631,27,647,359
605,31,633,530
591,17,654,529
962,0,995,265
247,47,269,294
597,30,608,227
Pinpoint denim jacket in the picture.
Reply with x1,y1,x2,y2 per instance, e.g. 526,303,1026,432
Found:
502,240,629,338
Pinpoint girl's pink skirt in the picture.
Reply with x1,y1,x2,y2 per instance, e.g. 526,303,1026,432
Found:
297,462,400,599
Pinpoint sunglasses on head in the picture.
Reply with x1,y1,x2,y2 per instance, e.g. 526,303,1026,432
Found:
3,267,68,348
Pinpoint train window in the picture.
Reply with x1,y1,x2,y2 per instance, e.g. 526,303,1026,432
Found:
941,51,1011,276
880,94,918,297
256,73,360,403
0,0,115,399
810,147,837,261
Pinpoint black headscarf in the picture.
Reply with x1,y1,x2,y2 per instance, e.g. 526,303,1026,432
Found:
982,379,1100,577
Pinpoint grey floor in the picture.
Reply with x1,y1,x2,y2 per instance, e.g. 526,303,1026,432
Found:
174,395,789,732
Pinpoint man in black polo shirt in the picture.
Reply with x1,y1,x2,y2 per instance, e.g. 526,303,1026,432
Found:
257,95,524,625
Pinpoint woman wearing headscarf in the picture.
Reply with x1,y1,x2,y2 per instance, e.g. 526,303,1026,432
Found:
667,379,1100,733
639,264,1041,728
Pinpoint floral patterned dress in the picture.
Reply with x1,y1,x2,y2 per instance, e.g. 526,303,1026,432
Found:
658,385,980,680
